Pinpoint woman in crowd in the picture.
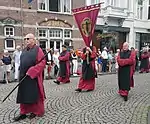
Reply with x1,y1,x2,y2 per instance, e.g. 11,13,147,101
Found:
1,50,12,83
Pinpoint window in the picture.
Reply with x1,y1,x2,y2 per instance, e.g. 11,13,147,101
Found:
4,27,14,36
38,0,46,10
56,41,61,50
107,0,128,8
148,0,150,19
50,41,54,49
49,40,62,51
38,29,47,37
38,0,71,13
49,0,61,12
64,40,71,46
49,29,62,38
5,39,15,50
39,40,47,50
91,0,100,4
64,0,71,13
137,0,143,19
64,30,71,38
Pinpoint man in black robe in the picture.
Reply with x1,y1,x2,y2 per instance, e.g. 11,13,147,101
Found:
117,42,135,101
13,33,46,121
53,45,70,84
139,47,149,73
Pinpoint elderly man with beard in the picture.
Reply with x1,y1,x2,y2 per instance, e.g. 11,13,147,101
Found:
117,42,135,101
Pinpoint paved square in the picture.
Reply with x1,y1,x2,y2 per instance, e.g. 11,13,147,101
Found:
0,73,150,124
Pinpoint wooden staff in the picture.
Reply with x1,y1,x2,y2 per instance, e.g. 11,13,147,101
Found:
1,49,51,103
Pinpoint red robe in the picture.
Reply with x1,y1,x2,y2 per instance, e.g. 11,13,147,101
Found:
78,46,97,90
57,51,70,83
117,50,135,96
140,52,149,72
21,47,46,116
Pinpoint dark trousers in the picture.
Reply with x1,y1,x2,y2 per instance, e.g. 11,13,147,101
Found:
102,59,108,72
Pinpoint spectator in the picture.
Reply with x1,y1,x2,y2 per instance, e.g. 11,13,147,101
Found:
53,49,60,77
13,45,22,81
1,50,12,83
101,47,108,72
108,51,114,72
71,49,78,76
97,49,102,73
115,49,120,72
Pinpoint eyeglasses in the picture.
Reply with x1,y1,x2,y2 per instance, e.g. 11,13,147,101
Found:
24,38,31,40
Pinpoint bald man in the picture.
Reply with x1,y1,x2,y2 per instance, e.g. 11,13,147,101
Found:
117,42,135,101
13,33,46,121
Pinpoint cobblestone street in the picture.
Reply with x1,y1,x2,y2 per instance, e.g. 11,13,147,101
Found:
0,73,150,124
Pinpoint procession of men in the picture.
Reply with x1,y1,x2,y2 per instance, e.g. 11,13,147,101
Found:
0,32,149,122
0,1,150,123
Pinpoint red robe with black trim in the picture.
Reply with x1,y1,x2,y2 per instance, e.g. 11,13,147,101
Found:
77,46,97,90
57,51,70,83
140,52,149,72
117,50,135,96
21,47,46,116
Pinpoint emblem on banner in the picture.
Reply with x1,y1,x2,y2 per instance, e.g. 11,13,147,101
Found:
81,18,92,37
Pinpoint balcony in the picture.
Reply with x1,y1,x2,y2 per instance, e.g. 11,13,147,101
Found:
102,6,128,19
98,0,129,19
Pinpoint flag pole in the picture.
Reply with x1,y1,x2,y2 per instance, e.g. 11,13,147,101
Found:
20,0,24,48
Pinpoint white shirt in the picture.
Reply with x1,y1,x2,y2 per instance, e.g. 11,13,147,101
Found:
48,53,53,61
13,50,22,64
101,50,108,59
53,53,60,67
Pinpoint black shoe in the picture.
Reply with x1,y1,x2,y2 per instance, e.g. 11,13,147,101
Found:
75,88,82,92
123,96,128,101
13,114,27,121
28,113,36,119
53,80,60,85
8,80,11,83
14,79,18,82
86,89,93,92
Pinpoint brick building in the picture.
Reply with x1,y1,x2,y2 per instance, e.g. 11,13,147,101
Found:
0,0,85,52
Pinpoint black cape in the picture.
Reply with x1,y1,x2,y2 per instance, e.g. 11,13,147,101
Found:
58,50,68,77
16,46,39,104
118,50,131,91
82,47,96,80
140,52,149,69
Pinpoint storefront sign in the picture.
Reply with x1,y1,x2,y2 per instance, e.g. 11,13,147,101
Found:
39,19,72,28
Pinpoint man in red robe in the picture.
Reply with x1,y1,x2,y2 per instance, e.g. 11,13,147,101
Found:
13,33,46,121
139,47,149,73
117,42,135,101
75,46,97,92
53,45,70,85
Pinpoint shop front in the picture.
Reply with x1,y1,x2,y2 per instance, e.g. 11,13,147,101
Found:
92,25,130,53
136,33,150,50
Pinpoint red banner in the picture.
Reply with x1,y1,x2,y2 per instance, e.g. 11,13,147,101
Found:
72,3,101,46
